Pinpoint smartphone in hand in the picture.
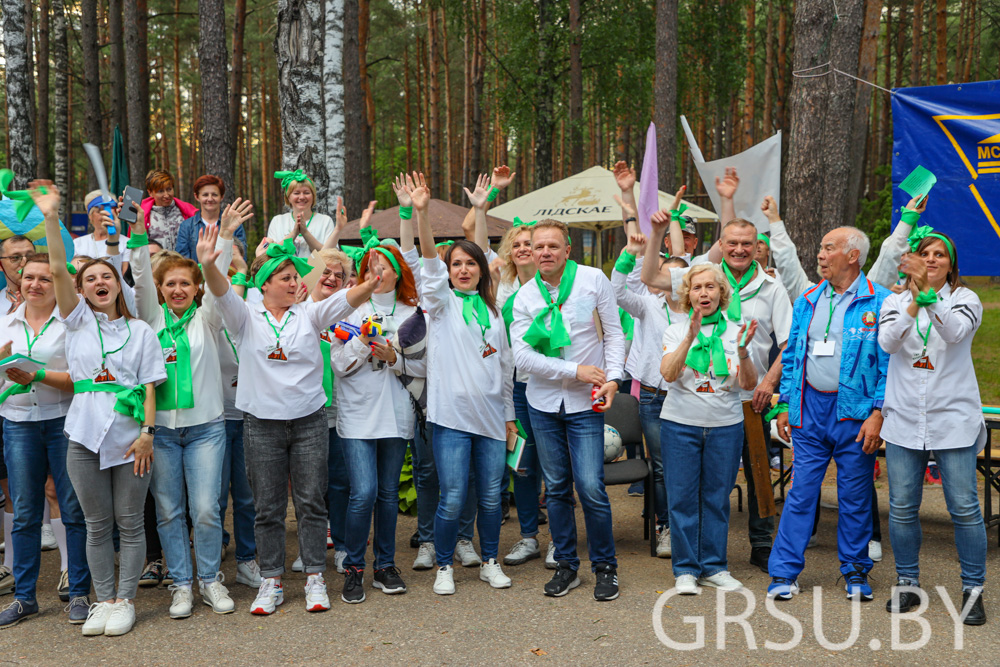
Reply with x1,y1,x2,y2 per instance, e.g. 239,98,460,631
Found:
118,185,144,224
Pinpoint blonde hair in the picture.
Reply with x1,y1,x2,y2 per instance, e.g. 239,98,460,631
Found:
316,248,350,273
151,249,184,274
677,263,732,313
497,226,533,284
283,179,317,206
529,219,570,244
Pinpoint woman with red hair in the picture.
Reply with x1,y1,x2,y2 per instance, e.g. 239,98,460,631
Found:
330,228,424,605
139,170,198,252
174,176,248,261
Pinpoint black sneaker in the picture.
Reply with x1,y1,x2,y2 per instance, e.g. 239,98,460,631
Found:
544,562,581,597
593,563,620,601
749,546,771,573
341,566,366,604
138,560,165,588
409,531,419,549
0,599,38,629
372,566,407,595
886,581,923,614
537,509,548,525
962,589,987,626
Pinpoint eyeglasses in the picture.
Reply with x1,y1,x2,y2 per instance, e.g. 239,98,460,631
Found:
1,255,31,263
323,269,347,283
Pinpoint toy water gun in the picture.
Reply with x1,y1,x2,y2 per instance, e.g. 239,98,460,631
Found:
333,321,361,342
360,314,387,346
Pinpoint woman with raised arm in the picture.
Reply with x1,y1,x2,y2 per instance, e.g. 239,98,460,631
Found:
266,171,336,258
412,172,516,596
128,198,252,620
878,217,987,625
195,224,378,617
174,175,248,261
32,181,166,637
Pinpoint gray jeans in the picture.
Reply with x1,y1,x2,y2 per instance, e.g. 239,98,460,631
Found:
66,442,150,601
244,409,329,578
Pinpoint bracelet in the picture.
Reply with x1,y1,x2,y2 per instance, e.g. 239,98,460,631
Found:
624,216,637,224
398,206,413,220
486,186,500,203
739,351,750,360
231,272,249,287
105,240,120,246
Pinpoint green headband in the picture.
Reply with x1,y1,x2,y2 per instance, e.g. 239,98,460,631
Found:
907,224,956,265
757,233,770,247
513,217,537,227
19,262,75,275
436,240,455,248
254,238,313,289
369,246,402,281
273,169,313,191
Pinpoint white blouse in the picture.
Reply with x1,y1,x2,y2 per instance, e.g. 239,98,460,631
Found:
878,284,986,451
266,212,336,258
0,303,73,422
421,257,514,441
62,297,167,469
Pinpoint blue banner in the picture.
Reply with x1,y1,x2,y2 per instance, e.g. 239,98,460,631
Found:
892,80,1000,276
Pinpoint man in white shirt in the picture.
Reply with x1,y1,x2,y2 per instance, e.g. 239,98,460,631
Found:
0,235,34,315
511,220,625,602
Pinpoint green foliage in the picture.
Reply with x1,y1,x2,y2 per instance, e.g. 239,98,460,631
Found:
398,445,417,516
373,145,409,209
855,165,893,273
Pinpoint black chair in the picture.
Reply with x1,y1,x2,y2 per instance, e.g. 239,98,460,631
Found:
603,393,657,557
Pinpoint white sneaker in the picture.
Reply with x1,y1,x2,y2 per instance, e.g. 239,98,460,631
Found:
81,601,114,636
291,555,304,572
807,534,818,549
200,575,235,614
168,585,194,619
675,574,700,595
250,578,284,615
304,574,330,612
334,550,347,574
433,565,456,595
545,542,557,570
455,539,481,567
40,524,57,551
236,560,262,588
103,600,136,636
698,571,743,591
413,542,435,570
656,528,672,558
480,559,512,588
869,540,883,562
503,538,540,566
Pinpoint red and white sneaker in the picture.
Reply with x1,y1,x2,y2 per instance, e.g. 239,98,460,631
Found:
250,578,283,615
304,574,331,612
326,523,334,549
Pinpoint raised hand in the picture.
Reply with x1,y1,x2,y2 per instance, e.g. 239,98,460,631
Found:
392,175,413,208
408,172,431,211
625,232,647,255
905,194,928,214
737,319,758,350
359,200,377,229
464,173,491,209
255,237,274,258
901,253,929,292
650,209,671,231
27,180,61,219
715,167,739,199
195,224,222,266
670,184,687,211
335,196,348,228
221,197,254,237
612,161,636,191
491,165,515,191
761,195,780,222
613,194,637,221
686,307,704,342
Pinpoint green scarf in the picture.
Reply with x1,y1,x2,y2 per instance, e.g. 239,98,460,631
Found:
619,308,634,341
501,292,517,345
0,368,46,405
722,261,754,321
685,308,729,378
523,261,577,358
73,380,148,424
156,303,197,411
254,238,313,289
320,336,334,407
454,290,491,330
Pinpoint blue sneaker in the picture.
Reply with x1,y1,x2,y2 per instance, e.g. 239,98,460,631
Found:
0,599,38,629
627,481,644,497
842,564,874,601
767,577,799,600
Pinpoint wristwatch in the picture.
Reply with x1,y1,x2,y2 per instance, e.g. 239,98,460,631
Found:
140,425,155,436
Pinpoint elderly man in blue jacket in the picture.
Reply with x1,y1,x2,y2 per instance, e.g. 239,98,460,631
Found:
767,226,890,602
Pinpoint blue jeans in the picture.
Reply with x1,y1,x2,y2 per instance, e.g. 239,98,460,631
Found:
411,418,477,544
661,419,743,578
327,428,349,552
340,437,407,570
432,424,506,565
511,381,541,539
4,416,90,600
219,419,256,563
769,386,876,580
638,388,668,528
150,420,226,585
528,405,617,571
886,442,986,588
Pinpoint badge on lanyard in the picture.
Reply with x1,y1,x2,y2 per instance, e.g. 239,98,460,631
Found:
94,363,117,384
481,341,497,359
266,345,288,362
812,340,836,357
230,374,239,388
163,346,178,364
912,354,935,371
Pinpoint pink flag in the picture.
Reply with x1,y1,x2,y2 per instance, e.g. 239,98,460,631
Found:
638,122,659,237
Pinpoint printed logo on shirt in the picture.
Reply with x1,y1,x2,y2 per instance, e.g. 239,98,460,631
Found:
94,366,116,383
912,355,935,371
266,346,288,362
861,311,877,327
695,380,715,393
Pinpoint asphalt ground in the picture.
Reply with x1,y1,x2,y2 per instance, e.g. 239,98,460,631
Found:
2,469,999,666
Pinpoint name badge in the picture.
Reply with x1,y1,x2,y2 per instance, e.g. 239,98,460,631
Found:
265,345,287,362
163,346,177,364
812,340,836,357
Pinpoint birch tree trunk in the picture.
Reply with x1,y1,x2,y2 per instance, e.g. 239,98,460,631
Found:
52,0,69,219
81,0,102,191
124,0,150,188
199,0,234,203
323,0,346,204
37,0,50,180
1,0,36,187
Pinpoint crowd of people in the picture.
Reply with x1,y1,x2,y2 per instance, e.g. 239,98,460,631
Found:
0,159,987,637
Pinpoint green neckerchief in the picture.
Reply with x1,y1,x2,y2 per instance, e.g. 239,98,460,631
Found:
685,308,729,378
501,291,517,345
454,290,491,331
523,261,577,358
73,380,147,424
722,261,754,321
320,336,334,407
254,238,313,289
619,308,634,341
155,303,197,411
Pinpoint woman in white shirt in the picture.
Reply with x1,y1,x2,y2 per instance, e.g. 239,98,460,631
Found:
878,227,987,623
35,182,167,637
265,171,336,258
330,240,424,604
127,202,253,620
0,254,92,629
659,263,757,595
197,226,377,617
412,173,516,596
75,191,131,268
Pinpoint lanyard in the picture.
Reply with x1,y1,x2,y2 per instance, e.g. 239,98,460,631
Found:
22,317,55,358
916,316,933,356
94,313,132,363
369,295,397,317
822,287,836,343
264,311,292,348
223,329,239,362
662,301,672,326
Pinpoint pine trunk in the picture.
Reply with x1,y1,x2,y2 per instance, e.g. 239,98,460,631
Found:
124,0,150,188
776,0,788,132
229,0,247,147
199,0,234,203
109,0,128,160
534,0,556,189
37,0,50,179
343,0,366,211
52,0,69,218
743,0,756,150
935,0,947,83
80,0,102,191
173,0,185,195
2,0,36,187
470,0,486,182
323,0,346,203
569,0,584,173
911,0,923,84
763,0,775,135
275,0,329,209
358,0,373,203
404,45,413,172
441,7,455,201
654,0,678,191
844,0,884,225
426,4,442,195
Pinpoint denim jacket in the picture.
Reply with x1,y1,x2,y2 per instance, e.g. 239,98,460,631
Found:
175,211,247,261
778,271,890,427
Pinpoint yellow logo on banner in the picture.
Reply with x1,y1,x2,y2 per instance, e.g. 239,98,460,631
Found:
933,113,1000,241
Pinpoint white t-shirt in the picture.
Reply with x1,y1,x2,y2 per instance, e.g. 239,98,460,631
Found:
72,234,131,263
266,212,337,258
659,316,745,428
